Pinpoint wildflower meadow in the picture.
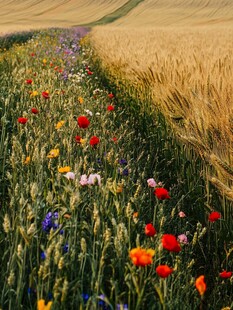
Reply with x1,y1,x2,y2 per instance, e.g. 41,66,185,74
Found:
0,27,232,310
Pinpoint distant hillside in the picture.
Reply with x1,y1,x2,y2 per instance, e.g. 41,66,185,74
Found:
0,0,128,34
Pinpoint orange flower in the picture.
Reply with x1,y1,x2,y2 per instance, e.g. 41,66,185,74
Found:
55,120,65,129
195,275,206,296
37,299,52,310
129,247,155,267
24,156,30,164
58,166,71,173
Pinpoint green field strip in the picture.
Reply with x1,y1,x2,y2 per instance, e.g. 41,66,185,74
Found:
75,0,144,27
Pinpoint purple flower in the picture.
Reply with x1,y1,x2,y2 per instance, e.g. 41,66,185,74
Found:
119,158,127,165
42,212,59,233
122,168,129,176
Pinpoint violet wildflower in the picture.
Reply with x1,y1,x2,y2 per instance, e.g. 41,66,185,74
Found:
119,158,127,165
42,212,59,233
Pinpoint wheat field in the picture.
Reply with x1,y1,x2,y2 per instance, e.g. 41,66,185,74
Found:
112,0,233,27
0,0,128,35
91,0,233,199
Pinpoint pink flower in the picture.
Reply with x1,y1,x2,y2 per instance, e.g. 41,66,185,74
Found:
177,234,188,244
80,174,88,186
147,178,157,188
88,174,101,186
64,172,75,180
178,211,186,218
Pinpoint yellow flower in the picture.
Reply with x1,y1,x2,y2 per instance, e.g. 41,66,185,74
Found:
58,166,71,173
42,59,47,64
37,299,52,310
78,97,84,104
30,90,38,97
24,156,30,164
80,138,86,145
47,149,59,158
55,121,65,130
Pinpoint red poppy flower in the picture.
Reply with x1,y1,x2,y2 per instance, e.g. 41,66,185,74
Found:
87,71,93,75
107,105,114,111
18,117,28,124
154,188,170,200
26,79,32,84
156,265,173,278
31,108,39,114
130,248,155,267
162,234,181,252
90,136,100,146
145,223,156,237
77,116,90,129
42,91,49,99
108,93,114,99
30,53,35,57
219,270,232,278
208,211,221,222
112,137,118,142
75,135,82,143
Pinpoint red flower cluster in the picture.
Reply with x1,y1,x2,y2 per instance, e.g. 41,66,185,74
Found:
145,223,156,237
90,136,99,146
208,211,221,222
77,116,90,129
26,79,32,84
162,234,181,252
18,117,28,124
156,265,173,278
154,188,170,200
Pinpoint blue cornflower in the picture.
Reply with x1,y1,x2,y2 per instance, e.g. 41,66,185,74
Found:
63,243,69,253
81,293,89,303
40,251,46,260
